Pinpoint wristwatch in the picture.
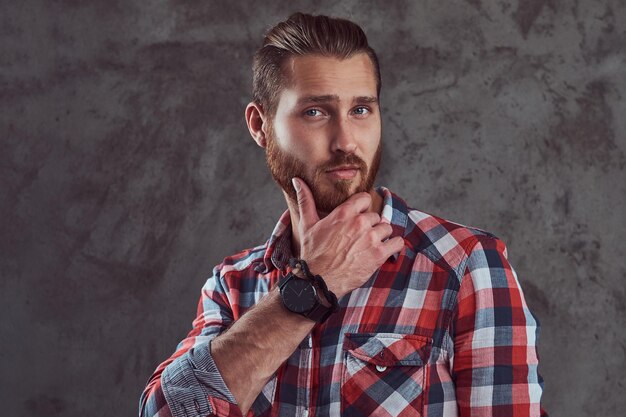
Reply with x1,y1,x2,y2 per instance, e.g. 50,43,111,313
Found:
278,271,334,323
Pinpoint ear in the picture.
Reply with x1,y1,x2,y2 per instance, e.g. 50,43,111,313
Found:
245,102,269,148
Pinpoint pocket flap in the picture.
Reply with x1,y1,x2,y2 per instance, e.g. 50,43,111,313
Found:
343,333,432,367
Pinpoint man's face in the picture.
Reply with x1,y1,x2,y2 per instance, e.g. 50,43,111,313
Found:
265,53,382,213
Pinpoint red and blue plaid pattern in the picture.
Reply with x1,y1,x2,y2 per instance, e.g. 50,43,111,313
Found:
140,187,546,417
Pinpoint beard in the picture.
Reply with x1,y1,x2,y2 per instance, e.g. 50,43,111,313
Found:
265,127,382,214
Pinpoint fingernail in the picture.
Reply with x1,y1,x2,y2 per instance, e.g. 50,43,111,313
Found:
292,178,300,192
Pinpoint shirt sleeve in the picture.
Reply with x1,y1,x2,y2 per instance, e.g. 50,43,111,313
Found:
139,265,243,417
452,235,547,417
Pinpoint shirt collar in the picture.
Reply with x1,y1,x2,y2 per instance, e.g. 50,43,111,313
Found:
256,186,409,274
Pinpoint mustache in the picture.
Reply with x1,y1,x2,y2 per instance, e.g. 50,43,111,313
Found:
317,153,367,172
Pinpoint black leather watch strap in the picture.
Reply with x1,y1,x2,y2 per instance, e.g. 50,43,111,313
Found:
306,301,334,323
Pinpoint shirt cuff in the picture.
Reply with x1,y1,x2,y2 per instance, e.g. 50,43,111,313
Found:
161,339,240,417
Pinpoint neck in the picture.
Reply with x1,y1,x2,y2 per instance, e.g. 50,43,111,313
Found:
286,188,384,259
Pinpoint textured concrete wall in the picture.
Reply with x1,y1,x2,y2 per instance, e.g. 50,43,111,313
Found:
1,1,624,416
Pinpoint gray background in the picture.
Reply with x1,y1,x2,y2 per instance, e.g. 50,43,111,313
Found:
1,0,625,416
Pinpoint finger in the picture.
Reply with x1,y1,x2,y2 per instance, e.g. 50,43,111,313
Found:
380,236,405,259
339,192,372,215
292,177,320,231
358,212,382,228
371,222,393,241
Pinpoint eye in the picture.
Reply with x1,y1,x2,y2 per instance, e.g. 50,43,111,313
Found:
353,106,371,116
304,108,323,117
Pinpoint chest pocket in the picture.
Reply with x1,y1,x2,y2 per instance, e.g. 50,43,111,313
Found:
341,333,432,417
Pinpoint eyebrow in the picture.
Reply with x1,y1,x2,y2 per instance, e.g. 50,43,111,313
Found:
296,95,378,105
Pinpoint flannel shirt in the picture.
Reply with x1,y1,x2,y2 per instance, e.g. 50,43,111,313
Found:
139,187,546,417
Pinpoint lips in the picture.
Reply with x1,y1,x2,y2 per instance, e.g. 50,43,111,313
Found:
326,165,359,173
326,165,360,179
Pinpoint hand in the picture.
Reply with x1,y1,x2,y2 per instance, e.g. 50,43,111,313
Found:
291,177,405,298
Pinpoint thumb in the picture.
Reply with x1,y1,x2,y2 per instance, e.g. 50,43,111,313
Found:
292,177,319,231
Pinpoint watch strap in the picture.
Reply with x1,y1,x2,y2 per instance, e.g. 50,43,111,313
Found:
306,301,334,323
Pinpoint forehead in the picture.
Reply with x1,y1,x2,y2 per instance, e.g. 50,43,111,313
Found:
277,53,378,107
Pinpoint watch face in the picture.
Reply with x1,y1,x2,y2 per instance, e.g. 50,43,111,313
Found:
282,278,317,314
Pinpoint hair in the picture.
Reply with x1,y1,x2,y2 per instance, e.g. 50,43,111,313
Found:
252,12,381,117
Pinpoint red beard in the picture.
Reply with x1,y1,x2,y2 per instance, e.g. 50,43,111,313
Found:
265,127,382,213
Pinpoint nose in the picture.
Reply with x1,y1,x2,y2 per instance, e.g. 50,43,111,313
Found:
330,117,358,154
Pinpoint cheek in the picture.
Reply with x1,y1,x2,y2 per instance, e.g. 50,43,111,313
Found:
358,123,381,155
274,120,303,150
278,122,327,159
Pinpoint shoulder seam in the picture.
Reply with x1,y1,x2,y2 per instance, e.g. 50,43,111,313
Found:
216,244,268,274
454,233,502,277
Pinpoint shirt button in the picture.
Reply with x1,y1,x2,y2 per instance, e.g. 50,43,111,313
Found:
376,365,387,372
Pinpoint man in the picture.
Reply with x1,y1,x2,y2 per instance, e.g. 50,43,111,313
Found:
140,13,546,417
